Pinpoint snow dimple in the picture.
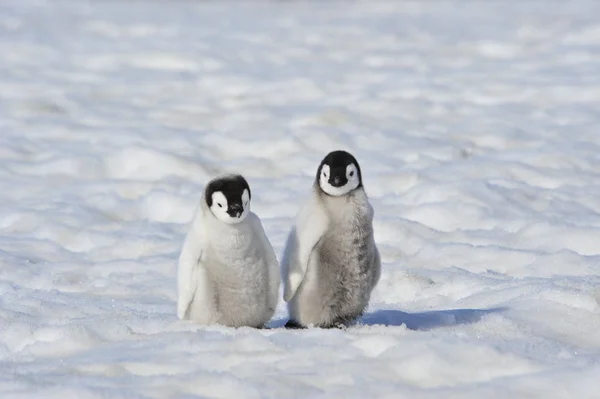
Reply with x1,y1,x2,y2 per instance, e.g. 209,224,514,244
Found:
389,342,539,389
563,25,600,45
475,41,521,59
2,323,101,357
125,52,202,72
1,0,600,397
351,335,398,357
85,21,170,38
402,202,492,232
103,147,211,182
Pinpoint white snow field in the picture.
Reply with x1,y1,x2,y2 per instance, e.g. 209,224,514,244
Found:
1,0,600,397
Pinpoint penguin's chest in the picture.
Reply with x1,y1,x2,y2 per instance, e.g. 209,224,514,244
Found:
207,233,267,302
319,227,358,271
319,212,368,267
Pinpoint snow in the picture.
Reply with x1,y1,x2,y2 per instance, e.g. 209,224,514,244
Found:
1,0,600,397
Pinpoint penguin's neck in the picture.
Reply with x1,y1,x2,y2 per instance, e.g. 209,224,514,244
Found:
320,188,367,225
203,207,252,247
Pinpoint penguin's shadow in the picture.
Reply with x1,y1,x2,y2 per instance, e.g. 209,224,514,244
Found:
359,307,507,330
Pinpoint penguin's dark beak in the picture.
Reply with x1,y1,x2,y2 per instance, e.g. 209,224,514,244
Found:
330,176,343,187
228,203,243,218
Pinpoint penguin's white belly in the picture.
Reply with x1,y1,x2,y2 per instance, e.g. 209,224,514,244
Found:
197,235,269,327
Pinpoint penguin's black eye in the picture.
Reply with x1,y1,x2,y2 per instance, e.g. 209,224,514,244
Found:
217,203,223,208
349,171,354,177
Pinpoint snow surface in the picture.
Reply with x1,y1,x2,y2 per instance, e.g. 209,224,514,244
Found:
2,0,600,398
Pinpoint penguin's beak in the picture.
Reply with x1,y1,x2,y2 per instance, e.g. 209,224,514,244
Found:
330,176,344,187
228,204,243,218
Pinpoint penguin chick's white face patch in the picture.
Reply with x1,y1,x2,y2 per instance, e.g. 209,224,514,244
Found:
210,189,250,224
319,163,360,197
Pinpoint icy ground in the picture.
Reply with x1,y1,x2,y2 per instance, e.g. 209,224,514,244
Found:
1,0,600,398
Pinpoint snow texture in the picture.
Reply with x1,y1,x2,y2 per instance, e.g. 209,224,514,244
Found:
1,0,600,398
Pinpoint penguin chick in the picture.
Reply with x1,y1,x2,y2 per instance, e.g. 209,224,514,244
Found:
177,174,280,328
281,150,381,328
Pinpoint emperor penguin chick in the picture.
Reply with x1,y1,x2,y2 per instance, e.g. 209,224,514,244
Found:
281,150,381,328
177,174,280,328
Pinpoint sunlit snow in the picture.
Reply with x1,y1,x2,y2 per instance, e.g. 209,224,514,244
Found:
1,1,600,398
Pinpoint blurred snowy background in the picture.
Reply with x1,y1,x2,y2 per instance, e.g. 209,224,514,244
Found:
1,1,600,398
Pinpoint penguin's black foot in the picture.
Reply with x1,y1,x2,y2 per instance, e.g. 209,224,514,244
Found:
284,319,306,329
323,314,360,329
321,321,348,330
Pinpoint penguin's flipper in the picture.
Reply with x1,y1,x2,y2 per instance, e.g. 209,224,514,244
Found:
281,193,329,302
248,212,280,314
177,203,206,320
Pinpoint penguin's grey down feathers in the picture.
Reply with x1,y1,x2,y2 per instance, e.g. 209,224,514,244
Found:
283,182,381,328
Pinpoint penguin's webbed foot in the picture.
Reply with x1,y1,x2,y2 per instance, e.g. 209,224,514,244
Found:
323,314,360,329
322,321,348,330
284,319,306,329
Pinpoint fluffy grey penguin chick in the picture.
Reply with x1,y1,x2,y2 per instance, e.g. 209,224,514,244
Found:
177,174,280,328
281,150,381,328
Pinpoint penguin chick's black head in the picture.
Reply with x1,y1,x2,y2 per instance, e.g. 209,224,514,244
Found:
316,150,362,190
205,174,251,217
